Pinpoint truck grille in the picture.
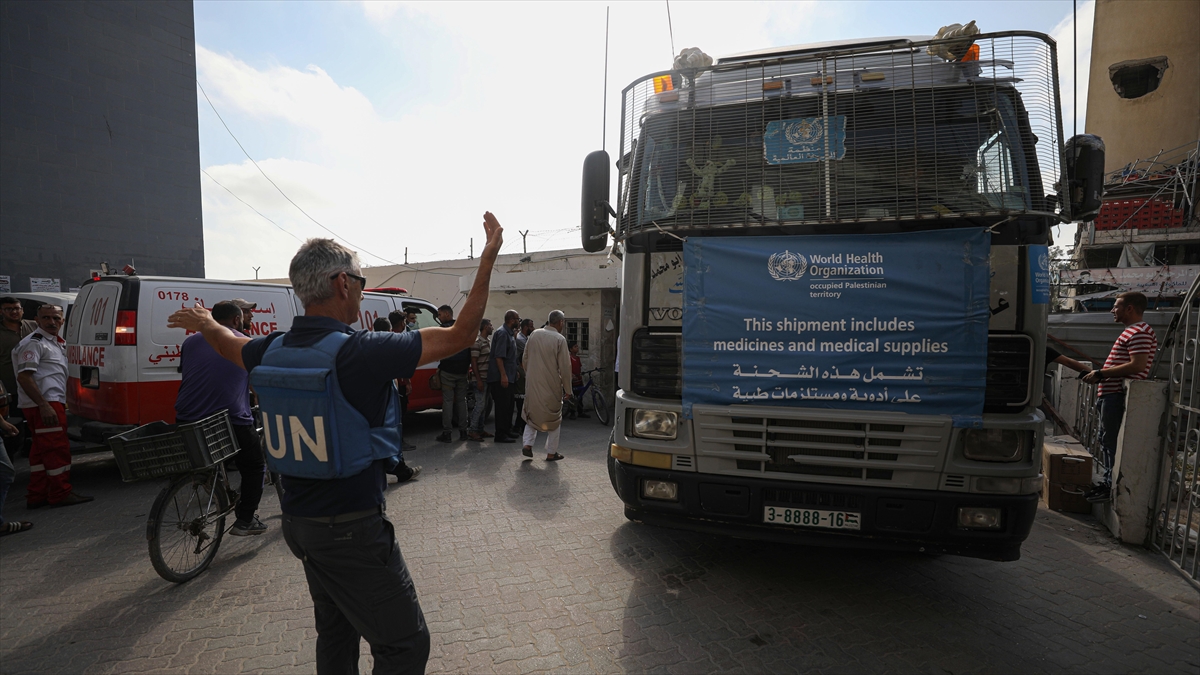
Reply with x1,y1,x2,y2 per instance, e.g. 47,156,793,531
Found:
631,328,682,398
693,404,951,488
984,335,1033,412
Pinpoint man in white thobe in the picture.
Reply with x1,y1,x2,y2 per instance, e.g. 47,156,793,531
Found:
520,310,573,461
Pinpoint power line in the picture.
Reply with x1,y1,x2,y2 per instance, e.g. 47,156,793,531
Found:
665,0,675,59
201,169,302,243
197,81,462,279
197,82,400,267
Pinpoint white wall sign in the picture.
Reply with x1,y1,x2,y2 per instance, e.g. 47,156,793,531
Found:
0,275,9,294
30,277,62,292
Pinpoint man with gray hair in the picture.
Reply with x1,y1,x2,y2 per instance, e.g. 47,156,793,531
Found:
520,310,574,461
169,213,505,674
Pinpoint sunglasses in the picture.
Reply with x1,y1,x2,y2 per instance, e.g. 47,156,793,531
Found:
331,271,368,288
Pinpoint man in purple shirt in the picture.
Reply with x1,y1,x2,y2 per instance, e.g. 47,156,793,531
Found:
175,301,266,536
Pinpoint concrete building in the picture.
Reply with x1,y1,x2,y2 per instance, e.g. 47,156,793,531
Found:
1061,0,1200,312
1084,0,1199,175
0,0,203,294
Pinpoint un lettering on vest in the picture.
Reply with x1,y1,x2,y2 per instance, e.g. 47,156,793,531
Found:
262,413,329,463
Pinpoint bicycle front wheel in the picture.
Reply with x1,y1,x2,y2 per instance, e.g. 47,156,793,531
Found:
147,472,229,583
592,387,610,426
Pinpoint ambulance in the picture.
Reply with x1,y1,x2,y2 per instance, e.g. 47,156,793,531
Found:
65,274,443,449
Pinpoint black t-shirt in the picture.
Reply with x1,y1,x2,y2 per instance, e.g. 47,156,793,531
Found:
242,315,423,517
436,319,472,374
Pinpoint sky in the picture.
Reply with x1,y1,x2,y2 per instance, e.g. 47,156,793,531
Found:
194,0,1094,280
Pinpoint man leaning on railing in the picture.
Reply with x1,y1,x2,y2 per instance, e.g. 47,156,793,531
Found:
1080,291,1158,503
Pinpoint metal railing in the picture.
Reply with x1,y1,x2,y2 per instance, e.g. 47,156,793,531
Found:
1072,378,1109,476
616,32,1065,238
1151,277,1200,585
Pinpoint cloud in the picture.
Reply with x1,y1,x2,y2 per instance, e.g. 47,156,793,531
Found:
358,0,402,23
200,1,839,280
199,1,1080,279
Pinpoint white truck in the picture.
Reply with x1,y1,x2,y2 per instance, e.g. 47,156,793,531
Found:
581,31,1104,561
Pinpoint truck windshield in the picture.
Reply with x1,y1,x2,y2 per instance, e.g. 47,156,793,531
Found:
633,86,1035,229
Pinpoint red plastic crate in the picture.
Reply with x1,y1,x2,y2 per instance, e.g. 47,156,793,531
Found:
1095,198,1186,230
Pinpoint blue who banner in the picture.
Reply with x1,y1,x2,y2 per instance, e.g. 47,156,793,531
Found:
682,228,991,425
1029,245,1051,304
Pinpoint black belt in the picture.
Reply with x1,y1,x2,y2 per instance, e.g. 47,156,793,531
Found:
290,506,381,525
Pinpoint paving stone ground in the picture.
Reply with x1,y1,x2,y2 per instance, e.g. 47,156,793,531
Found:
1,412,1197,674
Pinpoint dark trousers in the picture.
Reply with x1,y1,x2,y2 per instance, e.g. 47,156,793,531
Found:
282,512,430,675
1097,392,1125,484
513,396,526,436
490,381,514,439
231,424,266,523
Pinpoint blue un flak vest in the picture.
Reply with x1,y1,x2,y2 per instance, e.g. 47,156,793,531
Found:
249,331,402,479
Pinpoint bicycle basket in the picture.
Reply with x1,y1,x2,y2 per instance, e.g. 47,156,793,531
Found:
109,411,241,482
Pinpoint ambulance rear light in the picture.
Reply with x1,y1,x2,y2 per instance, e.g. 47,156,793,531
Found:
115,310,137,345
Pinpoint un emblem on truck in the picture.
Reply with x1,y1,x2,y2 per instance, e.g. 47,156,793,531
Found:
768,250,807,281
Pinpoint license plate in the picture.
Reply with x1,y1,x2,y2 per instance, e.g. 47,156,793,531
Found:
764,506,861,530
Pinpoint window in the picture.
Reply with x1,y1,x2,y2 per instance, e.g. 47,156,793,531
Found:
1109,57,1168,99
566,319,590,354
977,137,1008,190
402,303,441,329
976,130,1020,208
1083,247,1123,269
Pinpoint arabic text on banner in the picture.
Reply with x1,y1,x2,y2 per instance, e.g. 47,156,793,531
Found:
682,229,991,424
763,116,847,165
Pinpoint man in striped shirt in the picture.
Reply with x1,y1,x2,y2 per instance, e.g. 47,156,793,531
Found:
1081,291,1157,502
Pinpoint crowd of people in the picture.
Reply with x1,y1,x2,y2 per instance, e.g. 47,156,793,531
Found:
371,301,586,462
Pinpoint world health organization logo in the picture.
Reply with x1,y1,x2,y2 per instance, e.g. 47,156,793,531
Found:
768,250,807,281
784,118,823,145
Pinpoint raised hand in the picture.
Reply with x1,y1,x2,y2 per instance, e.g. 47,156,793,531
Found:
481,212,504,259
168,303,214,332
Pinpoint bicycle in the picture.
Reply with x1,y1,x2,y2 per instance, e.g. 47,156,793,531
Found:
569,368,610,426
109,411,244,583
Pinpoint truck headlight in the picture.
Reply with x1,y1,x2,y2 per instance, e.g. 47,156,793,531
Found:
642,479,678,501
963,429,1026,462
957,506,1003,529
632,409,678,440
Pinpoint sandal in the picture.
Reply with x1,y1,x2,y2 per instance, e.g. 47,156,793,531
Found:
0,521,33,536
522,446,533,458
546,453,564,462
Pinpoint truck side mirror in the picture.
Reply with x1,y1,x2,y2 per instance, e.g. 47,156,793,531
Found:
1063,134,1105,222
581,150,614,253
